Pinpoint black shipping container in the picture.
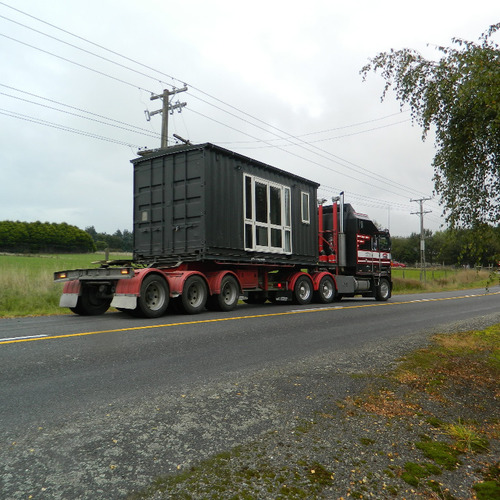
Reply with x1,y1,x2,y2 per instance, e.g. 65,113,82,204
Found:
132,143,319,266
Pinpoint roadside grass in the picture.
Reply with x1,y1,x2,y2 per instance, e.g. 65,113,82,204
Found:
0,253,131,317
391,324,500,396
380,325,499,496
392,268,498,294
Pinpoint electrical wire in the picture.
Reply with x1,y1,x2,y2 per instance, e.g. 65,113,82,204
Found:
0,89,160,139
187,106,423,201
0,1,440,211
0,32,154,93
0,83,157,134
0,13,171,90
0,108,142,147
0,1,424,196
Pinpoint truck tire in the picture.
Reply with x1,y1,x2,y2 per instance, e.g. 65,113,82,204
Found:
70,285,111,316
135,274,170,318
293,275,313,305
207,275,239,312
180,275,207,314
314,275,336,304
375,278,391,301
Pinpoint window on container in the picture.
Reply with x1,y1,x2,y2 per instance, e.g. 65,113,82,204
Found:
284,188,291,226
255,182,267,223
245,223,253,249
256,226,268,246
245,175,252,219
301,192,310,224
243,175,292,254
269,186,281,225
284,230,291,252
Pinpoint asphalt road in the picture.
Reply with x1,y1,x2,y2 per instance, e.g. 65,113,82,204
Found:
1,286,499,498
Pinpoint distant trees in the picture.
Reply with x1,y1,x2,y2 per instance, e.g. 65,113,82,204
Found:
84,226,133,252
0,221,134,254
392,227,500,267
0,221,96,253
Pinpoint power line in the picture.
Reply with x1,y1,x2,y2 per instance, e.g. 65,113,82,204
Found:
0,12,172,90
0,2,430,200
0,83,158,134
0,32,155,94
0,1,441,211
231,118,411,147
0,89,161,139
187,106,419,200
216,110,411,144
187,105,424,201
0,1,181,84
0,108,143,147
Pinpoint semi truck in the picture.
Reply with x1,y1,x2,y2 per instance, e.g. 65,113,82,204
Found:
54,143,392,318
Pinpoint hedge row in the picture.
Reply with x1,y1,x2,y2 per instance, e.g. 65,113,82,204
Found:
0,220,96,253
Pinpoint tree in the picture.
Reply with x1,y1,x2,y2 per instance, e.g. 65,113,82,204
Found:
361,24,500,228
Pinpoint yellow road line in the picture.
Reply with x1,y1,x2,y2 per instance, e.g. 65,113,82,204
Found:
1,291,498,345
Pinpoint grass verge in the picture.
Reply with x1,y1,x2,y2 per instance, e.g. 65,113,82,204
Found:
392,268,499,294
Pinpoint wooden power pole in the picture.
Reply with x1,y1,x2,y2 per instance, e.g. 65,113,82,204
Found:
410,197,432,282
148,86,187,148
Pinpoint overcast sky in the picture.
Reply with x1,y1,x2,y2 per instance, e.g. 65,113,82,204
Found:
1,0,498,237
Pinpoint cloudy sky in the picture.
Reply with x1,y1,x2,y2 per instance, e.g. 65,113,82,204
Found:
1,0,498,237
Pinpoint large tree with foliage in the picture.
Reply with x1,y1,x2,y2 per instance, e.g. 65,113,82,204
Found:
361,24,500,228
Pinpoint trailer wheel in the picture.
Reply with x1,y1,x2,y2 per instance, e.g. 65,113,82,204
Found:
375,278,391,301
293,275,313,305
70,285,111,316
207,275,239,312
180,275,207,314
135,274,170,318
315,275,336,304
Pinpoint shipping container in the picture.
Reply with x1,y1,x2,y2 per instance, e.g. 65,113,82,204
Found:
132,143,320,266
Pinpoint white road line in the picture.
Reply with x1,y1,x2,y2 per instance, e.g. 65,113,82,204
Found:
0,334,48,342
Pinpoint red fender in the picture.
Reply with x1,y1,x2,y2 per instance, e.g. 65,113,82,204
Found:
286,271,312,291
205,271,241,295
310,271,337,292
114,268,152,296
114,269,208,298
162,270,207,297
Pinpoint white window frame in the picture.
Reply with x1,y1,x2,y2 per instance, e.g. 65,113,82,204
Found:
243,174,292,254
301,191,310,224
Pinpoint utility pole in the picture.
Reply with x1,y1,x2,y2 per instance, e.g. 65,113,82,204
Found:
146,86,188,148
410,197,432,282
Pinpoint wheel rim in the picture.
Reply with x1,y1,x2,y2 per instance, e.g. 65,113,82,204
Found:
221,280,238,305
145,281,167,311
298,279,311,301
379,280,389,299
187,282,204,307
321,279,334,300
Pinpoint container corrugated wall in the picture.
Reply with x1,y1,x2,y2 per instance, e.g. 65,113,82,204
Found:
132,143,319,266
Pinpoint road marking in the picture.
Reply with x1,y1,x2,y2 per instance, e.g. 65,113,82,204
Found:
0,290,499,345
0,334,48,342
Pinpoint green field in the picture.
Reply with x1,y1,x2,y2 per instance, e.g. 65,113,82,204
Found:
0,254,497,318
0,253,131,318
